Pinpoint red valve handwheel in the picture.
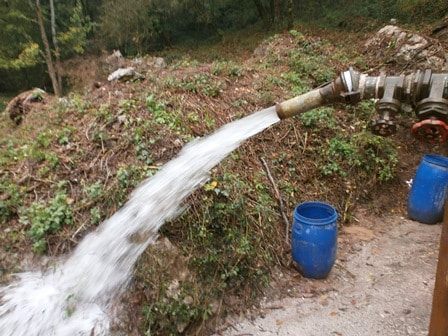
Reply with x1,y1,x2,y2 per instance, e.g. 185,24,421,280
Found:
411,119,448,144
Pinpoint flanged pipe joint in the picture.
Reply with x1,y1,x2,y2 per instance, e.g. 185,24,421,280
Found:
275,68,448,144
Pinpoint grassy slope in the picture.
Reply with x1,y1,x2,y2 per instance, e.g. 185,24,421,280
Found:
1,22,446,334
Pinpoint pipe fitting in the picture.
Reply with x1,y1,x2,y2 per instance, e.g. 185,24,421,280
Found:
275,68,364,119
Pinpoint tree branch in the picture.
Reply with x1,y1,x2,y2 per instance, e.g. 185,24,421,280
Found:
259,156,290,245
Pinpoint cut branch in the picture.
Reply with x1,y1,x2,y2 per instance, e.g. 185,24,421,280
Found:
259,156,290,244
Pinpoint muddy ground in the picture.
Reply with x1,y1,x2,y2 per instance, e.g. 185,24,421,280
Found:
213,211,442,336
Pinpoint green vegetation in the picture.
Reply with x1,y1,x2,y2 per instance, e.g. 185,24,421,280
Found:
299,102,398,184
0,177,24,225
1,0,446,93
20,182,73,254
0,2,440,333
0,94,13,112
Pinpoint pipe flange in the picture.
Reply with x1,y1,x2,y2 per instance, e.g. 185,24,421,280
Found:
415,98,448,121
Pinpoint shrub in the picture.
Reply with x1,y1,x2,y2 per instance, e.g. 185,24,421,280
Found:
20,184,73,254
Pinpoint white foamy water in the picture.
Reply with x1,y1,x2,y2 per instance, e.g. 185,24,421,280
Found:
0,107,279,335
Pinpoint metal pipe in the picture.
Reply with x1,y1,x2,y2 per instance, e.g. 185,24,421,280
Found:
275,88,326,119
275,68,365,119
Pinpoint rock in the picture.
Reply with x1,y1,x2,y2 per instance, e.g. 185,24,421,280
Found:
107,67,144,82
104,49,125,73
364,25,446,70
5,88,46,124
153,57,167,69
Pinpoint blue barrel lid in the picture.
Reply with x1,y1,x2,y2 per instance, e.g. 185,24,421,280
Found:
293,201,338,226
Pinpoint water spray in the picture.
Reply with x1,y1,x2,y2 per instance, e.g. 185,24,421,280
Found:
276,68,448,145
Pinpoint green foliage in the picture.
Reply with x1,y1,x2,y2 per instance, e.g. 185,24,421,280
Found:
282,72,311,96
211,60,244,77
0,3,38,70
135,142,154,165
0,0,95,92
170,170,274,294
57,127,76,145
82,180,105,202
165,74,225,97
20,183,73,254
142,281,203,335
135,165,277,335
81,180,106,225
99,0,176,54
0,177,24,224
351,133,398,182
15,136,61,169
9,42,41,70
145,94,183,132
60,93,91,116
300,107,337,129
288,46,335,84
320,133,398,182
93,104,115,123
57,0,94,56
145,94,166,116
37,131,54,148
298,0,448,27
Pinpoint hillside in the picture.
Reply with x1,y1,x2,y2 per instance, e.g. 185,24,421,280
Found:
1,22,447,334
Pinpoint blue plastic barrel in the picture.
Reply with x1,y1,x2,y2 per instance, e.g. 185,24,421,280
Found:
291,201,338,279
407,154,448,224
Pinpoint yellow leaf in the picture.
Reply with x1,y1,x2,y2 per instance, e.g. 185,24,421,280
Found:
205,180,218,191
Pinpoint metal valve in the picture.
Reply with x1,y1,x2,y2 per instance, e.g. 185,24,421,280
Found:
275,68,448,144
369,74,403,137
410,70,448,144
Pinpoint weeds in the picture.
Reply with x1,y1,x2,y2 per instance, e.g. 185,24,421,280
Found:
20,182,73,254
0,177,24,224
164,74,225,97
300,107,338,129
211,60,244,77
141,279,203,335
318,132,397,182
163,167,278,304
57,126,76,145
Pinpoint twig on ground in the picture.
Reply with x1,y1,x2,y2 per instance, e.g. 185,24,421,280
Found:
259,156,290,245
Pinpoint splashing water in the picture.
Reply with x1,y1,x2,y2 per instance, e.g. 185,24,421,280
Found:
0,107,280,335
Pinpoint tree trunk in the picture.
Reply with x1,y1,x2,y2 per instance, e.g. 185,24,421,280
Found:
34,0,62,97
49,0,62,93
